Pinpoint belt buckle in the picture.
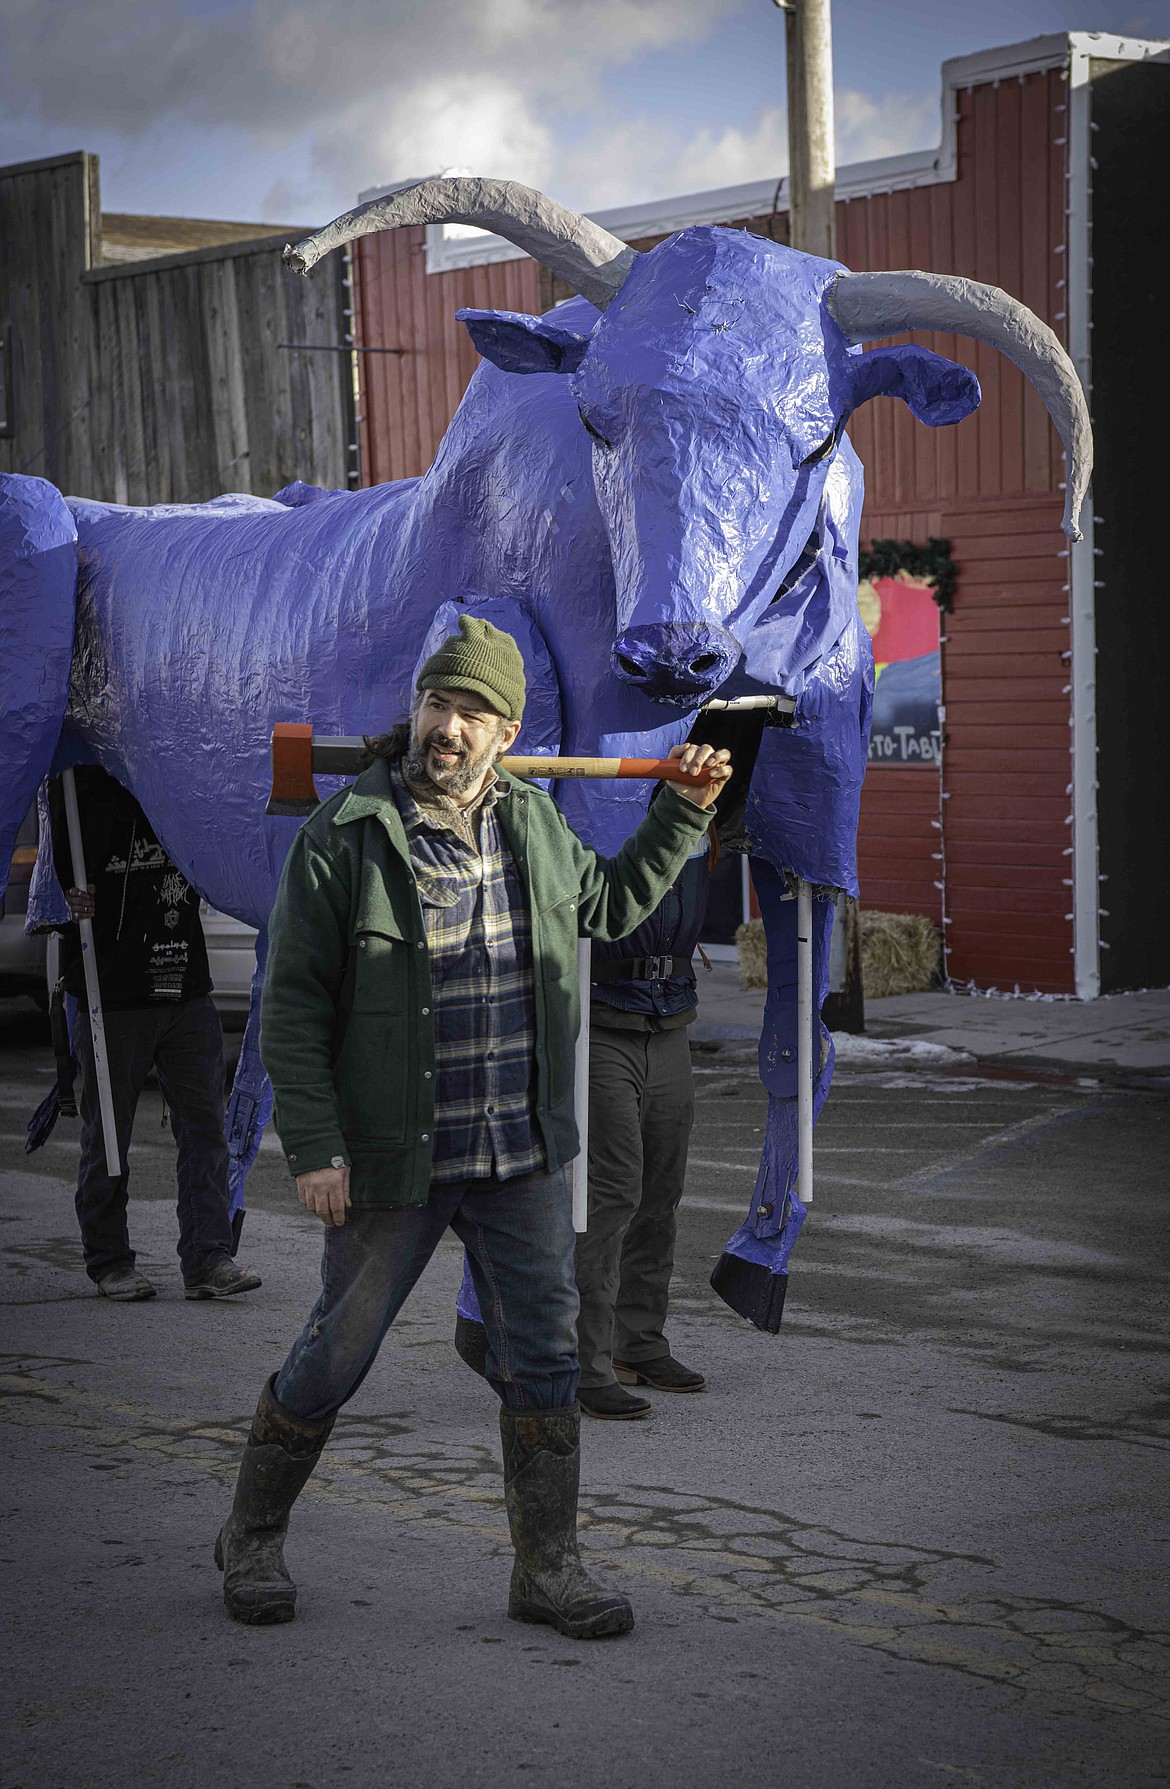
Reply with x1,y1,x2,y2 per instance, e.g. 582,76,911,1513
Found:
646,955,667,981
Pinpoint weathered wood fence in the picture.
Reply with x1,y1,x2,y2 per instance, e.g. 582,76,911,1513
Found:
0,151,354,503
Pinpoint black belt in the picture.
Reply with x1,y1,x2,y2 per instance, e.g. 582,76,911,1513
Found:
592,956,695,984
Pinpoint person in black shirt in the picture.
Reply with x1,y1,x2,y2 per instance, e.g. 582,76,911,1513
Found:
574,834,712,1419
49,766,261,1303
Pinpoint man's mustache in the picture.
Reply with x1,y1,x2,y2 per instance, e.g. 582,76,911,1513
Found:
424,732,468,757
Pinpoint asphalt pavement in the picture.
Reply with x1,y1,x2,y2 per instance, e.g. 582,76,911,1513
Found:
0,984,1167,1789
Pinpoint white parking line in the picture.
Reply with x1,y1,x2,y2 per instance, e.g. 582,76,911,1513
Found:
686,1157,756,1173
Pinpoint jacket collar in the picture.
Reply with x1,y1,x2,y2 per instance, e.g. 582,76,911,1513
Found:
332,755,525,858
330,756,409,857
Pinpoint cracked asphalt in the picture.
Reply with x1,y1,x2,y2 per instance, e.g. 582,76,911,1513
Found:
0,996,1167,1789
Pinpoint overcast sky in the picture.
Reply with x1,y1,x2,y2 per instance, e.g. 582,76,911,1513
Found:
2,0,1167,225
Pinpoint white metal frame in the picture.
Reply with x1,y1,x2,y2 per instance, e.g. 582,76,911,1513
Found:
1065,41,1100,1000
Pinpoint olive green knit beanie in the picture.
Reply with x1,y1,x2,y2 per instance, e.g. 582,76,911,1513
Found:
416,615,526,722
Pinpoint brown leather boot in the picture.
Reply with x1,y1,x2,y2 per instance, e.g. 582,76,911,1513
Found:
500,1404,634,1640
214,1376,334,1625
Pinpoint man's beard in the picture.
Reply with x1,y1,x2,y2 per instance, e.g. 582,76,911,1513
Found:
404,726,501,797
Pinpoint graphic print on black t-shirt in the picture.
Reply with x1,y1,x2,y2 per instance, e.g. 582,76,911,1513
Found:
51,769,212,1010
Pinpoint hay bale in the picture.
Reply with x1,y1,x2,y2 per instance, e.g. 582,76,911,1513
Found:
736,909,940,997
735,918,768,989
859,910,941,997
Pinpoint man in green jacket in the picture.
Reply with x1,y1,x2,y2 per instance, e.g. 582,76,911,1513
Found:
215,616,730,1638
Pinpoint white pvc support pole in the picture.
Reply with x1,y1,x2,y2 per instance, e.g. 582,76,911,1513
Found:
796,879,814,1207
61,769,121,1178
570,936,591,1234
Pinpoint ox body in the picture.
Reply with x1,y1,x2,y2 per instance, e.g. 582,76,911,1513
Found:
0,180,1090,1312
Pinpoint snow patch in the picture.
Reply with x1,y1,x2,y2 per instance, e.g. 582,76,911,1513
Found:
831,1033,971,1065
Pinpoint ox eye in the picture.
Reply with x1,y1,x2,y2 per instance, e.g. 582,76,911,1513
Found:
801,426,839,467
577,406,612,450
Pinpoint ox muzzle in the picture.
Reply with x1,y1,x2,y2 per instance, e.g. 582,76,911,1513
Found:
612,623,742,705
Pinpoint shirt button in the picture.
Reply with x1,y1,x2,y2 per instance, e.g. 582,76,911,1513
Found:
424,1070,432,1079
569,902,576,912
416,940,425,950
421,1133,429,1142
421,1007,430,1016
358,939,367,950
486,1106,494,1115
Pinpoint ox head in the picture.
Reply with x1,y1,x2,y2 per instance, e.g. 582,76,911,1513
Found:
287,179,1092,707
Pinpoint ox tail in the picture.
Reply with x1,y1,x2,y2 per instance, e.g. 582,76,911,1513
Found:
0,475,78,901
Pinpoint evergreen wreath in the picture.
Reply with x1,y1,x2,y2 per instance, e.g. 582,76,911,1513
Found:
858,537,957,614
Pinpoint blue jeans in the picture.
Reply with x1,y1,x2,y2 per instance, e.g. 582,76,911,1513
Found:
274,1167,580,1420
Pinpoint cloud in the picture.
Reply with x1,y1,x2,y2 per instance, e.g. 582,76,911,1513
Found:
1,0,739,139
509,83,939,216
0,0,942,224
834,87,939,164
304,73,558,207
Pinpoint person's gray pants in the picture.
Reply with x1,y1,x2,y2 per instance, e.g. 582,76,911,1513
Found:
574,1023,695,1389
74,995,234,1285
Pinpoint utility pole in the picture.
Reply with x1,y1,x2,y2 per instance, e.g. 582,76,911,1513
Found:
774,0,837,259
773,1,863,1033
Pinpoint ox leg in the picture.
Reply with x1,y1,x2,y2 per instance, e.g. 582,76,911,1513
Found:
224,933,274,1251
710,860,836,1331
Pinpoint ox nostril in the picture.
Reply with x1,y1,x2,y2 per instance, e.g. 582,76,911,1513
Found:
689,653,721,674
615,653,645,678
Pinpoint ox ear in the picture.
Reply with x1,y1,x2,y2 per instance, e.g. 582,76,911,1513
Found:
457,307,592,375
849,344,980,426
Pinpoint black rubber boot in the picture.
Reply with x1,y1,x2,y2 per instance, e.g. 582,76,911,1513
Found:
500,1404,634,1640
214,1376,334,1625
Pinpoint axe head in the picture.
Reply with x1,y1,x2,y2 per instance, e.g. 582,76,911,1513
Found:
266,722,320,817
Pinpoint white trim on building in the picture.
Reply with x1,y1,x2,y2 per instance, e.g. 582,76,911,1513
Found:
1065,42,1100,1000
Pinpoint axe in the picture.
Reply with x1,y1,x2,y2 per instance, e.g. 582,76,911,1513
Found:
264,722,738,817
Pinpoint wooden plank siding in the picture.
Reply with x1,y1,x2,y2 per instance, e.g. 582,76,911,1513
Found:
349,67,1073,989
0,153,353,504
83,243,353,504
0,153,101,492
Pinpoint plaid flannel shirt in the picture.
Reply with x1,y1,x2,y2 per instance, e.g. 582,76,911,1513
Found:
390,761,543,1184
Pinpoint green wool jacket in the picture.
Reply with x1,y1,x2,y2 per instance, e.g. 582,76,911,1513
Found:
260,756,712,1207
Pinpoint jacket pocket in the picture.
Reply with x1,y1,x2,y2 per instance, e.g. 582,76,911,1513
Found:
335,1013,410,1143
335,929,412,1142
350,928,407,1013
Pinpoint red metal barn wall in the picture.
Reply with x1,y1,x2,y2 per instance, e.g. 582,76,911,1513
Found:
843,68,1073,992
353,66,1074,992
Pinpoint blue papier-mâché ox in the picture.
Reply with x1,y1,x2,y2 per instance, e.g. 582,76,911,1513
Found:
0,178,1091,1322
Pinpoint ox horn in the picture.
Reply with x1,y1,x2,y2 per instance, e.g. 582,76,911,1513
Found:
829,271,1092,541
284,176,637,312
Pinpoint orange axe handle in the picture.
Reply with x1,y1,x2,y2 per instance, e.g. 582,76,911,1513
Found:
499,755,713,785
266,725,713,817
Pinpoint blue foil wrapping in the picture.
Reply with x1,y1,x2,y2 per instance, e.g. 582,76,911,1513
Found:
1,222,985,1292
